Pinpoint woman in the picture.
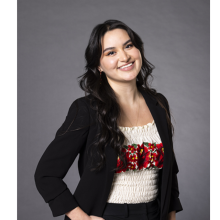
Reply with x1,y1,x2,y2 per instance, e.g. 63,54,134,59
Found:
34,20,183,220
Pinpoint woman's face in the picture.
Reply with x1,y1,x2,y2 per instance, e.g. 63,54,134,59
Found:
98,29,142,84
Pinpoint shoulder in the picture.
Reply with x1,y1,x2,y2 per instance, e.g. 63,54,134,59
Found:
156,92,168,103
74,94,94,107
64,95,92,124
68,95,92,113
155,92,169,108
66,94,97,123
55,96,92,136
155,92,171,117
155,92,172,119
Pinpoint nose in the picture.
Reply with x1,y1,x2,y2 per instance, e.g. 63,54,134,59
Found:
119,50,131,62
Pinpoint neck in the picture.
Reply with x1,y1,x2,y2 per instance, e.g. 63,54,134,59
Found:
106,76,141,107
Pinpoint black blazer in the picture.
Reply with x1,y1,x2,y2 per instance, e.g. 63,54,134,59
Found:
34,88,183,220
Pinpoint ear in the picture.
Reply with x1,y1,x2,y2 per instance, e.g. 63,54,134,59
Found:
97,66,103,72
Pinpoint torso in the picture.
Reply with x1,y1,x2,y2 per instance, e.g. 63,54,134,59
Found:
117,92,154,127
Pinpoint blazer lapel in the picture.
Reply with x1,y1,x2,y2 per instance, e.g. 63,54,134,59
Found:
139,89,173,216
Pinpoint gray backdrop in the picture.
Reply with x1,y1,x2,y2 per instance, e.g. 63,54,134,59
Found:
18,1,209,220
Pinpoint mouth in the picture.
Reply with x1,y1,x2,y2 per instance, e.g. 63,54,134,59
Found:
118,61,135,69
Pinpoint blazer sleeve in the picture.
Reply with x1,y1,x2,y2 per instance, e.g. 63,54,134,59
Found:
157,93,183,214
34,98,91,217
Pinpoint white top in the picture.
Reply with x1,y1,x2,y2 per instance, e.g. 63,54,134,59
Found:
106,120,164,204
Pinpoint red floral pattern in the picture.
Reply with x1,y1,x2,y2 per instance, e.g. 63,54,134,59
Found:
116,142,164,173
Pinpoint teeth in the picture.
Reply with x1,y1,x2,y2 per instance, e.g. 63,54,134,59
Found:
120,62,133,69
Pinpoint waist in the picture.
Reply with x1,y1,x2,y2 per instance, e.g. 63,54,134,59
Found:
107,169,159,203
103,197,160,217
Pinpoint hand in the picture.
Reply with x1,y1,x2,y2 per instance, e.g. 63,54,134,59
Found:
65,207,105,220
66,206,90,220
168,211,176,220
89,215,105,220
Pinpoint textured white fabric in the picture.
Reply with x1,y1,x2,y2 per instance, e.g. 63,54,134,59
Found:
106,120,163,203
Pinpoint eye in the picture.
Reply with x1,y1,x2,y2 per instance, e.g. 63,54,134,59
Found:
126,44,133,48
107,51,115,56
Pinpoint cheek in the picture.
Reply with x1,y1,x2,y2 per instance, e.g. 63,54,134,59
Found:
133,49,142,67
102,58,118,70
133,49,142,60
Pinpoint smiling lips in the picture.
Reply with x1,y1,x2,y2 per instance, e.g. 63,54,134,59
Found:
118,61,135,71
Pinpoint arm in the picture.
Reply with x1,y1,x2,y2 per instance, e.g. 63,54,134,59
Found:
157,93,183,217
34,99,91,217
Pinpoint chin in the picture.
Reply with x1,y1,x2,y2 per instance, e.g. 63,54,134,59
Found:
123,74,138,82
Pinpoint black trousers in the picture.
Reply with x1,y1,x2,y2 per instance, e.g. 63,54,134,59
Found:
64,198,160,220
102,198,161,220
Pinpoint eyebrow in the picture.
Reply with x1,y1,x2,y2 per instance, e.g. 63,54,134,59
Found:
103,39,132,53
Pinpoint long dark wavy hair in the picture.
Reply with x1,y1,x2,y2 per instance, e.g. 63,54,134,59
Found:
77,19,174,173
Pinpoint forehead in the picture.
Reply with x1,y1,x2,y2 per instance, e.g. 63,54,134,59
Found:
101,29,130,49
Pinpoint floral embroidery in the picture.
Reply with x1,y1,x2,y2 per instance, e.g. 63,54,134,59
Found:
116,142,164,173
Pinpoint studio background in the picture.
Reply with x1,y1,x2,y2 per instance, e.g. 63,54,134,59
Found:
18,1,209,220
